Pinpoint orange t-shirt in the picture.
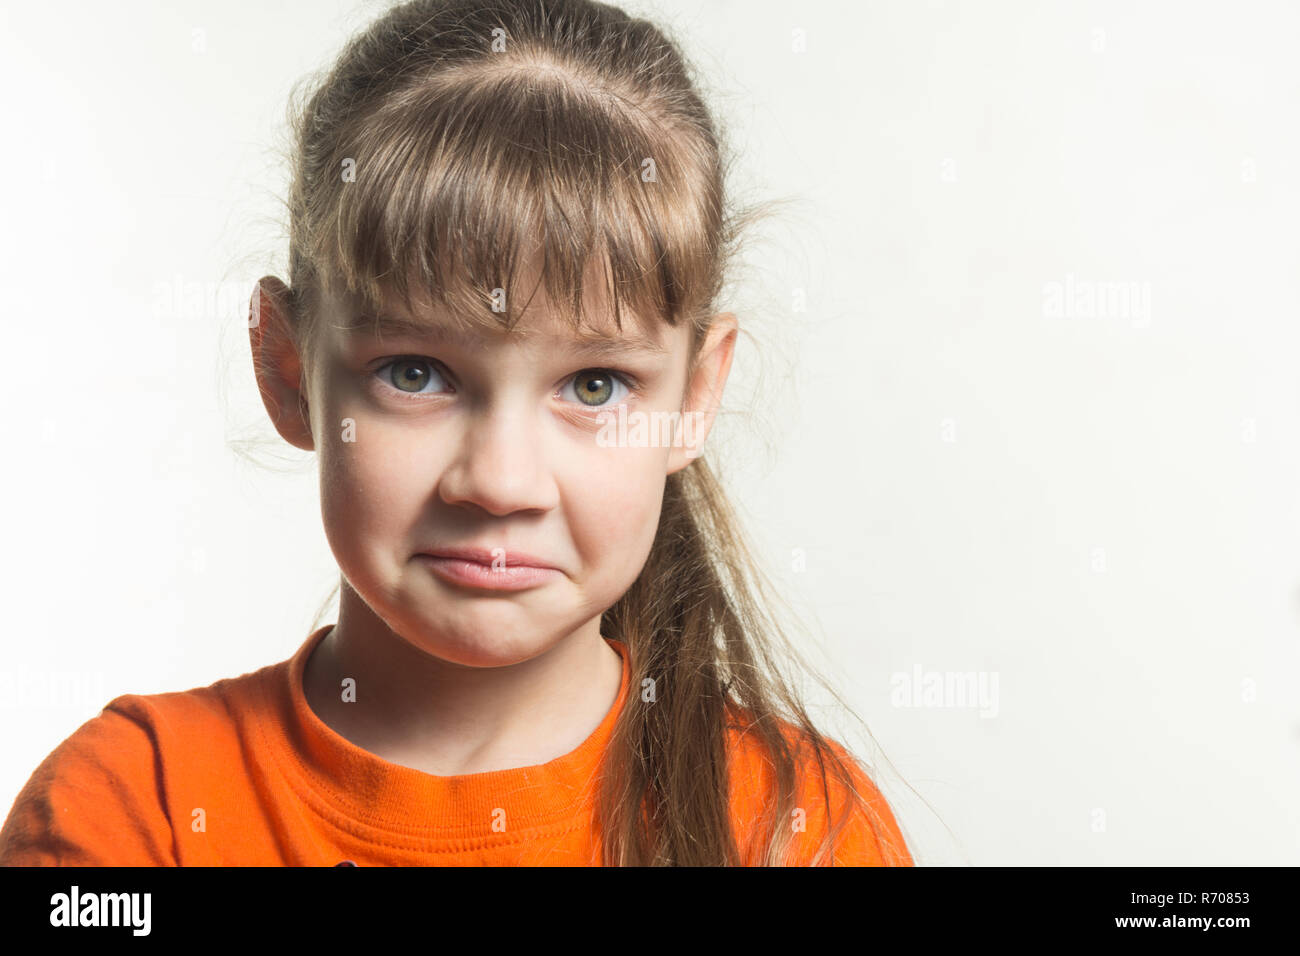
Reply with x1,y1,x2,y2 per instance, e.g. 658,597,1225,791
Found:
0,625,913,866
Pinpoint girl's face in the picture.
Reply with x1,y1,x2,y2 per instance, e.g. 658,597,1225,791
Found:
253,272,736,667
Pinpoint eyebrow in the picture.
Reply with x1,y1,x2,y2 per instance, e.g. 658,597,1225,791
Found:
347,312,670,357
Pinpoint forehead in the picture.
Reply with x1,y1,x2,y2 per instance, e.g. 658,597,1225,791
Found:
326,283,682,359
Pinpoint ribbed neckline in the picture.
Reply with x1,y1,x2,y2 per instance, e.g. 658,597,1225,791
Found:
262,624,631,835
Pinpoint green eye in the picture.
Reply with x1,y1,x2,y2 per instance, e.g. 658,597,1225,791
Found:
394,360,428,391
572,370,615,406
371,359,634,407
375,358,449,396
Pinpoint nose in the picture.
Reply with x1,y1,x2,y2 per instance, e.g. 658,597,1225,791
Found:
437,402,560,516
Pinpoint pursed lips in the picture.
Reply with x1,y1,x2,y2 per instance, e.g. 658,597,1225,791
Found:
417,545,560,571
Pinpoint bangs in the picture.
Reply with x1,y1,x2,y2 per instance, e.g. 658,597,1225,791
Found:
304,63,721,343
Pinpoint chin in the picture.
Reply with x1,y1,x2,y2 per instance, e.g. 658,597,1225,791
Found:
394,607,560,669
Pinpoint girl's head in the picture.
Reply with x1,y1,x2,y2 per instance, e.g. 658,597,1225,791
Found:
259,263,735,668
249,0,905,865
250,0,742,666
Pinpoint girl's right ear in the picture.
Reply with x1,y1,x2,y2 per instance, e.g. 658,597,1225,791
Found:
249,276,315,452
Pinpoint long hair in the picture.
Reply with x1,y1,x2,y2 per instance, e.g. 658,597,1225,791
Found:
274,0,913,865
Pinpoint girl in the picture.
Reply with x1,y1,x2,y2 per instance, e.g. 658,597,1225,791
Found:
0,0,914,866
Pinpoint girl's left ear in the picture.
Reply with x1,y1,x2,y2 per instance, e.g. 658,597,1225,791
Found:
666,312,738,475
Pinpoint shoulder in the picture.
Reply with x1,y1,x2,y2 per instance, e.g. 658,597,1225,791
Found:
724,710,914,867
0,666,273,867
0,695,177,865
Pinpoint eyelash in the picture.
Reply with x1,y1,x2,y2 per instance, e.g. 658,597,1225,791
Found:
369,356,642,408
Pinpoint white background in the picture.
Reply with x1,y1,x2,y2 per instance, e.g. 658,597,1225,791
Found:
1,0,1297,865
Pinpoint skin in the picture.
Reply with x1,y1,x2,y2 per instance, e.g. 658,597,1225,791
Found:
248,265,736,776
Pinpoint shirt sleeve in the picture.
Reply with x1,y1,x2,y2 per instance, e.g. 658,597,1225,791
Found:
788,737,915,867
0,700,177,866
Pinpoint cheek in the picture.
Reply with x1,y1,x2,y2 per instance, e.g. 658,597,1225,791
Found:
315,401,445,553
567,444,669,581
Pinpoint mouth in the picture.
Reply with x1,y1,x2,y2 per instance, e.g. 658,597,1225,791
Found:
414,546,562,592
419,546,560,570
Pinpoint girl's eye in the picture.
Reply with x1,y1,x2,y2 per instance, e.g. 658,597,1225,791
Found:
562,369,631,408
375,358,450,396
371,359,636,407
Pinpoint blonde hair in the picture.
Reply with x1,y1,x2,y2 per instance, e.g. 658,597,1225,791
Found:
273,0,915,865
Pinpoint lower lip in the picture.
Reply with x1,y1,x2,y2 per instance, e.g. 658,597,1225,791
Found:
416,555,560,591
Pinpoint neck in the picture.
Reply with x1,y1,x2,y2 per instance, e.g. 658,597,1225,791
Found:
302,579,625,776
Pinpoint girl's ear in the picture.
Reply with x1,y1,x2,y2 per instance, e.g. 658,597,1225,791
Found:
249,276,315,452
666,312,738,475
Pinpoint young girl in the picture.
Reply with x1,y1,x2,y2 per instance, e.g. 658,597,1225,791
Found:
0,0,913,866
